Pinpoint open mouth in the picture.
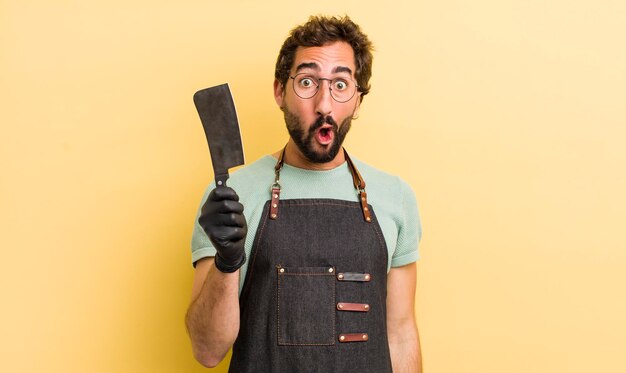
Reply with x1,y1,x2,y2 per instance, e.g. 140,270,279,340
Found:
316,125,334,145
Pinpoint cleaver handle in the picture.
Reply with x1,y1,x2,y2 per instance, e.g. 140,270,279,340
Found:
215,172,229,188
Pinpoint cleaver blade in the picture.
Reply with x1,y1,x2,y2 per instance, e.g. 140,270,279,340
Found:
193,83,245,187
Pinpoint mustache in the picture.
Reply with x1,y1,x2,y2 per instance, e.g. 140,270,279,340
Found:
310,116,338,132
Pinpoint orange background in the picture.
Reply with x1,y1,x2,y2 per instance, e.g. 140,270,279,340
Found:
1,1,625,372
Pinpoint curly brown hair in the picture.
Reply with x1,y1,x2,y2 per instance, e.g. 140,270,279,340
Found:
275,15,374,101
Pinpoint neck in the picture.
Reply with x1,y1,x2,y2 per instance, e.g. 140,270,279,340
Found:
272,140,346,170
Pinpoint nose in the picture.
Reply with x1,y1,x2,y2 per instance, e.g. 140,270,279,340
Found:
314,80,333,117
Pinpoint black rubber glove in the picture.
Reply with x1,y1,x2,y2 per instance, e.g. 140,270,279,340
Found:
198,186,247,273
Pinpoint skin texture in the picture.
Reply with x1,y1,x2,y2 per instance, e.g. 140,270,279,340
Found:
387,263,423,373
283,109,352,164
186,41,421,372
273,41,360,170
185,257,239,367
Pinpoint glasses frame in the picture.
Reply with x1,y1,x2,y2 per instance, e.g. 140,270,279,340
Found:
289,73,360,103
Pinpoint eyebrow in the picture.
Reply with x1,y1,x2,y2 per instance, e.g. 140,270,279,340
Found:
294,62,353,76
333,66,353,75
295,62,320,73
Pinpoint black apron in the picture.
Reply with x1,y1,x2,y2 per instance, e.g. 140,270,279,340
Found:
229,149,392,372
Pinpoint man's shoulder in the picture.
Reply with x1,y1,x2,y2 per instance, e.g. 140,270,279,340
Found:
230,155,276,180
351,157,405,186
351,156,416,202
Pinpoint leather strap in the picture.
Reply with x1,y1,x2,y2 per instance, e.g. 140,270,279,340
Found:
270,187,280,220
344,150,371,223
337,272,371,282
275,146,286,172
270,146,371,223
338,333,369,343
269,147,286,220
337,302,370,312
343,149,365,191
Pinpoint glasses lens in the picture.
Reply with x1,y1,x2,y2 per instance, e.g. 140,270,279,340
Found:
329,78,356,103
292,74,319,99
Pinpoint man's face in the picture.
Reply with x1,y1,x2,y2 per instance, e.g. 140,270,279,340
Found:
274,41,361,164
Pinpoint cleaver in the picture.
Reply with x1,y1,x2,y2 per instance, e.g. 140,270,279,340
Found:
193,83,245,187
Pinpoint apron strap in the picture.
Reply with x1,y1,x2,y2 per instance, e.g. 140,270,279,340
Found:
270,146,372,223
343,150,372,223
268,147,286,220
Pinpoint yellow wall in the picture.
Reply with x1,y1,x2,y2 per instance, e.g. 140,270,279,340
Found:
2,1,625,372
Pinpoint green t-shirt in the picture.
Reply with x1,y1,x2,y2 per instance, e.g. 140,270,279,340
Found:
191,155,421,290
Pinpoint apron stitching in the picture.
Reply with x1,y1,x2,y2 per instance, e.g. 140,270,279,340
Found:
276,271,336,346
242,209,270,300
289,203,360,208
368,211,389,272
332,273,336,344
371,219,388,261
279,201,361,208
276,271,281,346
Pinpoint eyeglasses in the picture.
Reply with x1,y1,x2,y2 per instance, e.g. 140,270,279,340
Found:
289,73,360,103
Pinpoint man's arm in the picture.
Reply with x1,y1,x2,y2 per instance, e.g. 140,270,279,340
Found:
185,257,240,368
387,262,422,373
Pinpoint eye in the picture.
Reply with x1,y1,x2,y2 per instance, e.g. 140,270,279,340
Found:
299,77,316,88
333,79,349,91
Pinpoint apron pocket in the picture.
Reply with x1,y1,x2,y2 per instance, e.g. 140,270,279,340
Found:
276,266,336,346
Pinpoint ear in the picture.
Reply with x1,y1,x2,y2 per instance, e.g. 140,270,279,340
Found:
274,79,285,108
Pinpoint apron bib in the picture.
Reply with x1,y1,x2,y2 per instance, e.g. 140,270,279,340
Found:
229,149,392,373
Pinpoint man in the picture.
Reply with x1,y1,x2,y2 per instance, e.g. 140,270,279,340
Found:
186,15,422,372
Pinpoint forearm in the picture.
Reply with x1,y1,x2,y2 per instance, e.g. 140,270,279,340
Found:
388,324,422,373
386,263,422,372
185,260,240,368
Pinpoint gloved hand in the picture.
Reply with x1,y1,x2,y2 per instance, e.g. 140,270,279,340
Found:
198,186,247,273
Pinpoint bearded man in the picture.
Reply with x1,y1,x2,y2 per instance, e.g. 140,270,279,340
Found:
186,15,423,373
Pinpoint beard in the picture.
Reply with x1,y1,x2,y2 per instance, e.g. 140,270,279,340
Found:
283,108,353,164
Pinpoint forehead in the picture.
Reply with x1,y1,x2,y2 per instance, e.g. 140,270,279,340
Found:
292,41,356,76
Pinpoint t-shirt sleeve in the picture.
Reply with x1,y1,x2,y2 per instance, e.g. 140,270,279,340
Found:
390,179,422,267
190,185,217,266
